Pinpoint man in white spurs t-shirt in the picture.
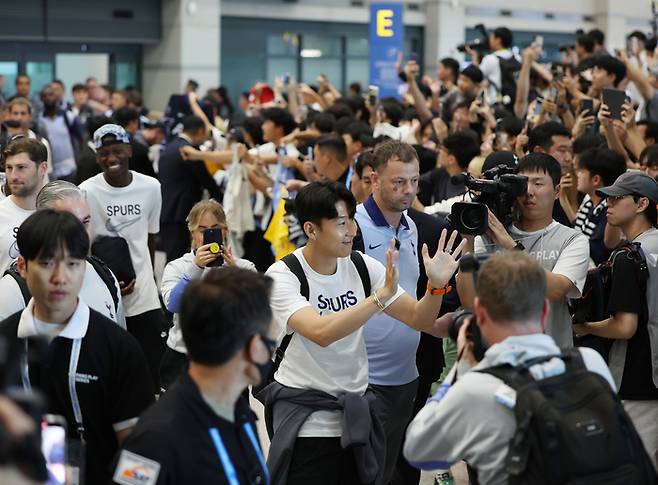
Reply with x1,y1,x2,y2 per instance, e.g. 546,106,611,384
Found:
0,137,48,273
80,124,165,393
262,180,466,485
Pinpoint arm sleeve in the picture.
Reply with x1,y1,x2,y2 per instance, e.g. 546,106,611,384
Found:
0,275,26,321
552,234,590,298
110,271,127,330
161,260,203,313
607,254,643,315
266,262,313,343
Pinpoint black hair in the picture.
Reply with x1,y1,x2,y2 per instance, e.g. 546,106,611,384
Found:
498,116,524,137
577,147,626,186
572,133,605,155
517,152,562,187
628,30,648,43
294,180,356,230
180,267,273,366
242,116,264,146
460,65,484,84
593,56,627,87
113,107,140,128
443,131,480,170
310,112,336,134
182,115,206,133
493,27,513,48
349,82,362,94
644,121,658,143
17,209,89,263
402,107,419,122
587,28,605,46
325,102,354,122
417,83,432,100
380,100,404,127
440,57,460,83
86,115,113,140
342,95,369,123
647,37,658,52
576,34,595,53
355,150,375,178
639,144,658,168
334,116,353,135
71,83,86,93
372,139,419,172
3,137,48,166
528,121,572,152
413,145,439,175
345,122,374,145
52,79,64,88
316,135,347,163
261,107,296,135
633,194,658,227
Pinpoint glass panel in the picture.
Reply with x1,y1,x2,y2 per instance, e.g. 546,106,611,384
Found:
116,62,138,90
346,37,369,57
26,62,53,97
266,58,298,86
301,34,341,58
302,58,341,89
267,33,299,56
0,62,18,98
346,59,369,91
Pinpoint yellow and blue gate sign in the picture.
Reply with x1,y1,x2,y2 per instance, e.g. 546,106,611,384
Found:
369,3,404,99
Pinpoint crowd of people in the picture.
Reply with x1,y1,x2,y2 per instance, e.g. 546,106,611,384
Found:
1,23,658,485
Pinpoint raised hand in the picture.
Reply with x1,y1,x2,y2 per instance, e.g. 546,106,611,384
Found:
423,229,467,288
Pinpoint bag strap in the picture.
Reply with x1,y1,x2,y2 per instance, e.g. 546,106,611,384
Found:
86,255,120,312
350,250,371,297
3,262,31,306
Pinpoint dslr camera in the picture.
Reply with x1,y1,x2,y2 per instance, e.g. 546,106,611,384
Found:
449,164,528,235
457,24,490,54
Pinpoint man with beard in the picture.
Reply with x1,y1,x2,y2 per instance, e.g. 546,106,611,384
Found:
353,139,429,484
0,138,48,272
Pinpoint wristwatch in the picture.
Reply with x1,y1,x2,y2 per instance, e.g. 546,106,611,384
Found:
427,282,452,296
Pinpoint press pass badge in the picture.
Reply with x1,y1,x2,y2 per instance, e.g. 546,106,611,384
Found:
113,450,161,485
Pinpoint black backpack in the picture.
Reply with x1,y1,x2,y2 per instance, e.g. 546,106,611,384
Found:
4,255,120,312
476,349,658,485
496,55,522,108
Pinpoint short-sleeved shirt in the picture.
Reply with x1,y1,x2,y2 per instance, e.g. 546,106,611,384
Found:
574,195,611,265
265,248,405,437
113,374,266,485
0,196,34,273
476,221,589,347
0,300,154,485
80,171,162,316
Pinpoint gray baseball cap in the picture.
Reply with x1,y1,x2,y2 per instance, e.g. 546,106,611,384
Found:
93,124,130,150
597,170,658,204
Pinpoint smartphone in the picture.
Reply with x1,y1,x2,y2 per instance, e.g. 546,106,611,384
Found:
535,35,544,48
203,228,224,267
42,415,67,485
579,98,593,115
602,88,626,120
368,85,379,106
534,97,544,115
478,90,486,103
282,73,290,85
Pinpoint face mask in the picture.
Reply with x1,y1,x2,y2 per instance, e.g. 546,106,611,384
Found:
254,334,276,384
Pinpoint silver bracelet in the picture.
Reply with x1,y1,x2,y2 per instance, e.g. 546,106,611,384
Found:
373,291,386,312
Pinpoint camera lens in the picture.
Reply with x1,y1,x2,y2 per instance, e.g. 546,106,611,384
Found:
448,310,473,342
460,207,486,231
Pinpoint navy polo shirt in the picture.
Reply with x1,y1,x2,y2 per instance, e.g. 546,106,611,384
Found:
355,196,421,386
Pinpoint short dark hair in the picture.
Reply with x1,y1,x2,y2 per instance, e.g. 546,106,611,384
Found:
3,138,47,166
517,152,562,187
372,139,418,172
443,131,480,170
15,74,29,84
593,56,627,87
310,112,336,134
492,27,513,48
460,65,484,84
588,28,605,46
261,107,296,135
242,116,264,146
72,83,86,93
113,107,140,128
180,267,273,366
182,115,206,134
643,121,658,143
52,79,64,88
316,135,348,164
573,133,605,155
355,150,375,178
498,116,525,137
634,194,658,227
345,122,374,145
628,30,648,43
440,57,460,82
639,144,658,168
294,180,356,229
381,100,404,127
349,82,362,94
17,209,89,263
528,121,572,152
576,34,595,53
577,147,626,186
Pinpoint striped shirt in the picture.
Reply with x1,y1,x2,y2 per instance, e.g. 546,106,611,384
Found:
574,195,607,238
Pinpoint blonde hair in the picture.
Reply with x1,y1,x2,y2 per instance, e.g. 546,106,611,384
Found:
186,199,227,232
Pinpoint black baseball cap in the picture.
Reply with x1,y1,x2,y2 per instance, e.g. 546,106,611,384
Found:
597,170,658,204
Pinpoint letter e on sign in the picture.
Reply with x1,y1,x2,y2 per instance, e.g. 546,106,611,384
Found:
376,9,394,38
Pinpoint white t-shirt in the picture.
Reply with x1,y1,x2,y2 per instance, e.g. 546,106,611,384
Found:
0,260,126,328
265,248,405,437
0,196,34,273
80,172,162,317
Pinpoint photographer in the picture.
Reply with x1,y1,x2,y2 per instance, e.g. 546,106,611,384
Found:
404,251,615,483
470,27,519,106
457,153,589,348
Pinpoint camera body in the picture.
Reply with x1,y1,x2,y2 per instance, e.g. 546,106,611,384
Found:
447,310,488,362
449,164,528,235
456,24,490,54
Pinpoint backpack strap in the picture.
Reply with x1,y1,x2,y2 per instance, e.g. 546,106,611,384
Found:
282,253,309,300
3,262,31,306
86,255,120,312
350,250,371,297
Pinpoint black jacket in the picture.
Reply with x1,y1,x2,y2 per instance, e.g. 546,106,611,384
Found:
159,136,222,224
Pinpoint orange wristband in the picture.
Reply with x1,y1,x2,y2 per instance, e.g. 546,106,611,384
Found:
427,282,452,296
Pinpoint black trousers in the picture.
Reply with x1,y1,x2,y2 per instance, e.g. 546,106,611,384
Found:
287,437,368,485
160,222,191,263
126,309,167,395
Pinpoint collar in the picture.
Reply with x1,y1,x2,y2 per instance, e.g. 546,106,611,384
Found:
18,299,90,340
363,195,409,230
178,133,193,144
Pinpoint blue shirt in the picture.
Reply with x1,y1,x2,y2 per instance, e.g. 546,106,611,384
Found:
355,196,420,385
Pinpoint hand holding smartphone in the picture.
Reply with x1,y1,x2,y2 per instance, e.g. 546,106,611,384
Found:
602,88,626,120
203,228,224,267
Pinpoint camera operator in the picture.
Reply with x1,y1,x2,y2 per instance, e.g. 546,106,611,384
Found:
404,251,615,484
469,27,519,106
573,171,658,467
457,153,590,348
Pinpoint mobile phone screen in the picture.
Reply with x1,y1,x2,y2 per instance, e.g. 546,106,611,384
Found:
42,420,66,485
602,88,625,120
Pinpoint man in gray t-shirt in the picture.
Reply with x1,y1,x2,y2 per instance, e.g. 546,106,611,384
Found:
458,153,589,347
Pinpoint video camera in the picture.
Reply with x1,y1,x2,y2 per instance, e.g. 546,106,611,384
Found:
449,164,528,235
457,24,490,54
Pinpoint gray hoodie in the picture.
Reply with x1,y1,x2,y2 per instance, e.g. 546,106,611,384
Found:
403,334,614,484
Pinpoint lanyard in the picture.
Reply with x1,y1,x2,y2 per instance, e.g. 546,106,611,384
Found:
345,164,354,190
209,423,269,485
22,338,85,442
